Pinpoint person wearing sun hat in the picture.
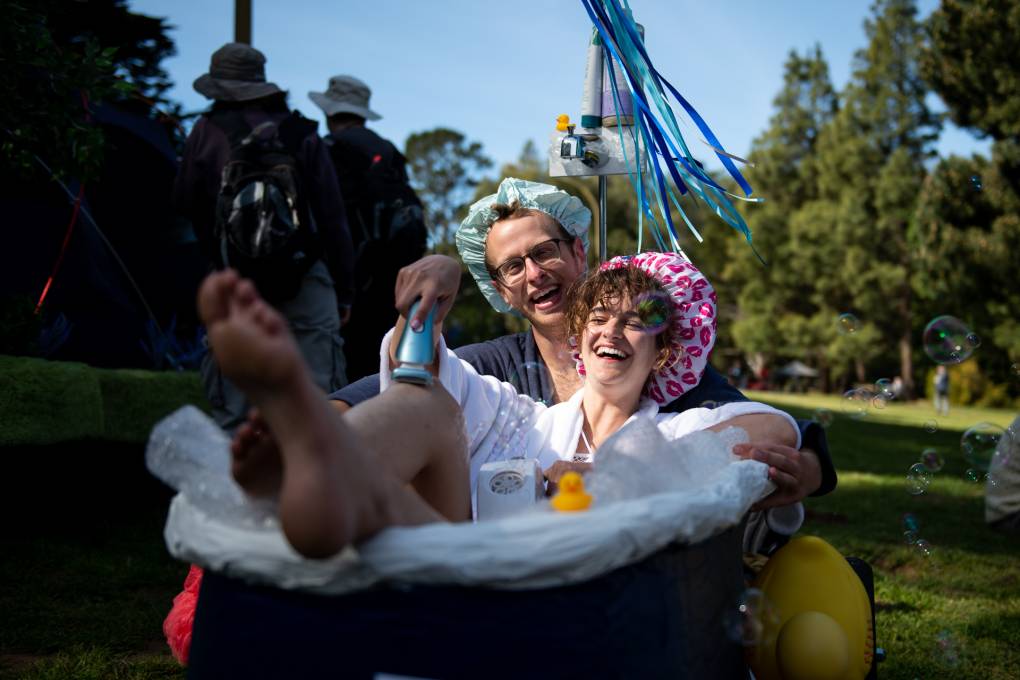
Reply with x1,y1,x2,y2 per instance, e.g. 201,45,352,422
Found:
173,42,356,432
309,75,383,123
309,75,428,382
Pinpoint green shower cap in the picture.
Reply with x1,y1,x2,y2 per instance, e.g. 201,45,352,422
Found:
455,177,592,313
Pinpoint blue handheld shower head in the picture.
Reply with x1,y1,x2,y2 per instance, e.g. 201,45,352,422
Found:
391,299,437,386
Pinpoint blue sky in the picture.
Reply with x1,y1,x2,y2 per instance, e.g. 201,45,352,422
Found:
131,0,989,172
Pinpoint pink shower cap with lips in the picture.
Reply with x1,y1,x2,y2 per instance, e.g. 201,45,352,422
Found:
570,251,717,406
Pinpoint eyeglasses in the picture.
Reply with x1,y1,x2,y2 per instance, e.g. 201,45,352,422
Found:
491,238,571,285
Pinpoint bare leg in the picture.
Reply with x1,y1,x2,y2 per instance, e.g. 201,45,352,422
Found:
199,270,462,558
232,368,471,521
345,388,471,522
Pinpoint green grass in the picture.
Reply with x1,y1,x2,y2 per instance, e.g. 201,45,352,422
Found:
750,390,1019,679
0,451,188,680
0,355,207,445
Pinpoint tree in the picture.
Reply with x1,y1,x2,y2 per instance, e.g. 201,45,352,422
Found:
813,0,940,397
0,0,179,183
915,0,1020,400
0,0,125,182
405,128,492,245
921,0,1020,142
912,154,1020,395
49,0,177,107
719,47,841,386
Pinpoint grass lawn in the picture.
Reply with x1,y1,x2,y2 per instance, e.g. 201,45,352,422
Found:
0,373,1016,678
748,390,1018,679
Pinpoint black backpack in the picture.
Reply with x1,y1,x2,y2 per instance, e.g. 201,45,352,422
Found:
210,110,322,303
327,129,427,295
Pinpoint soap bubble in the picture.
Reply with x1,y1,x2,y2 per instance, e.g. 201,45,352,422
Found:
966,332,981,348
923,316,976,364
903,530,919,545
633,290,671,335
842,389,873,419
723,588,780,647
920,448,944,472
902,513,920,533
1012,363,1020,378
813,408,834,428
961,422,1007,472
970,175,982,190
837,313,859,334
872,395,889,410
507,361,551,398
964,468,980,483
875,378,894,398
985,472,998,489
906,463,932,495
923,420,938,434
915,539,934,558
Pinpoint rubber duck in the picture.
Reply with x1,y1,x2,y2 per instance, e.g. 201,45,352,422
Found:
556,114,572,132
551,471,592,512
749,536,873,680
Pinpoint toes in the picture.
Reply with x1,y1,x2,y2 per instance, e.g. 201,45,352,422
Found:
251,300,285,334
197,270,239,325
235,279,259,307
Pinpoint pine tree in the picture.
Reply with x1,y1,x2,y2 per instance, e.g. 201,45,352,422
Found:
722,46,839,387
915,0,1020,395
812,0,939,397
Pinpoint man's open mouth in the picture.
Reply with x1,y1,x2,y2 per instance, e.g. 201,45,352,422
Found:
530,286,561,309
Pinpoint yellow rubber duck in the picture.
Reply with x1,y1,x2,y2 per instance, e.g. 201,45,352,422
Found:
749,536,874,680
551,471,592,512
556,114,572,132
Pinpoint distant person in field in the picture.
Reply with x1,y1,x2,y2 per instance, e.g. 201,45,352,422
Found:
933,365,950,416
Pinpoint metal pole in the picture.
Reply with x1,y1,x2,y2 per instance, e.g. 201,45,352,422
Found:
598,175,608,263
235,0,252,44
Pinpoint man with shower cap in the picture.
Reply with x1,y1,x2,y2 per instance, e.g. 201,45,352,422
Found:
329,177,836,529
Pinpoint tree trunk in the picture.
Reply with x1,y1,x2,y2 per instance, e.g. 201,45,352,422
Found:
899,332,915,400
898,280,915,400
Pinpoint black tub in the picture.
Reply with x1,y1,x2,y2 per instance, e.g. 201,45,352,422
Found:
187,525,747,680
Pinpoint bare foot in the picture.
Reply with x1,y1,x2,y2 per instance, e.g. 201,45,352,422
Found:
197,270,445,558
197,270,301,397
230,409,283,497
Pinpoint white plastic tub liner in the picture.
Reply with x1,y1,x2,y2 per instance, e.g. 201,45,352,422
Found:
149,406,772,594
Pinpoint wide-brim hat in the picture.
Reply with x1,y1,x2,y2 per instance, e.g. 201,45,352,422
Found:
193,43,283,102
309,75,381,120
570,251,717,406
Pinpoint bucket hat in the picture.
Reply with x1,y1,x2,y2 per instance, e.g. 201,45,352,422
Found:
309,75,381,120
193,43,283,102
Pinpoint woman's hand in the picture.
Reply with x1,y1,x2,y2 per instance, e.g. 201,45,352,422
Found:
733,444,822,510
543,460,593,496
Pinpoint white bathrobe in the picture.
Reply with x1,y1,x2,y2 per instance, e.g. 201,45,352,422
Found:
380,332,801,517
